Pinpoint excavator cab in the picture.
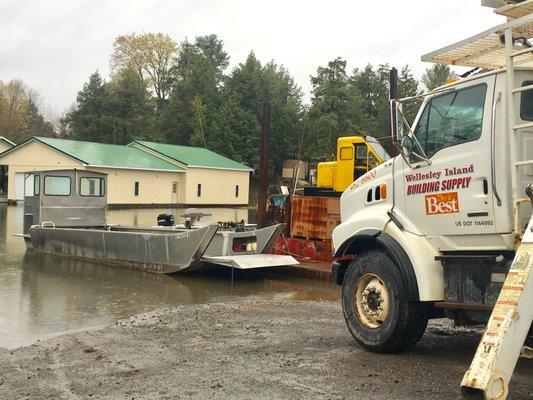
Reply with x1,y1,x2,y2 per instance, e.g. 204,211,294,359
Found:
316,135,389,193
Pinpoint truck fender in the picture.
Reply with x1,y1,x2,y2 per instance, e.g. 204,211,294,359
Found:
332,230,420,302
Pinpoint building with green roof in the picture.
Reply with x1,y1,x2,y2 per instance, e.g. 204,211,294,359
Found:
0,136,251,208
130,140,253,172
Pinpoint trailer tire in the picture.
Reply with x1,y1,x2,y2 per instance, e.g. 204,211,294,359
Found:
342,250,430,353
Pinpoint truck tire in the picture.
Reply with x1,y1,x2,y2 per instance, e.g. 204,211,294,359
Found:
341,249,430,353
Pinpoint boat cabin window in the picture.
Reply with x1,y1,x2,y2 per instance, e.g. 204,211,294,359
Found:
133,181,139,196
80,177,105,197
521,80,533,121
34,175,40,196
414,84,487,158
44,176,71,196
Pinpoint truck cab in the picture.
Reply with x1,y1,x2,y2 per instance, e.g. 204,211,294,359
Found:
316,135,390,193
332,7,533,357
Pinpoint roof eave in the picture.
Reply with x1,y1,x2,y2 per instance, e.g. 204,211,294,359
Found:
88,164,185,173
187,165,253,172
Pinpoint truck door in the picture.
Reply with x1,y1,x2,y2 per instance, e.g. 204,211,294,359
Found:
400,76,497,241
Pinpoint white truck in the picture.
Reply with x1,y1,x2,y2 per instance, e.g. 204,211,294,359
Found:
331,2,532,399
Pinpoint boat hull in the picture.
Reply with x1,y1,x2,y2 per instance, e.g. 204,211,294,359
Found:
28,224,218,274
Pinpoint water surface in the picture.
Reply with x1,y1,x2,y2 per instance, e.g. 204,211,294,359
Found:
0,205,338,349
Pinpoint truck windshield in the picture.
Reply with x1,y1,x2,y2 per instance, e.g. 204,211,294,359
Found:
521,80,533,121
414,84,487,158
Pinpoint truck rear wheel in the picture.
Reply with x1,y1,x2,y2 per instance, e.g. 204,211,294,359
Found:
341,250,430,353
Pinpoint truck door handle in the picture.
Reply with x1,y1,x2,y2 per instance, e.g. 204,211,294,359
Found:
491,92,502,206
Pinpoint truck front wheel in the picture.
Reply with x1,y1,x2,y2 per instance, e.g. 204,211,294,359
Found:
341,250,430,353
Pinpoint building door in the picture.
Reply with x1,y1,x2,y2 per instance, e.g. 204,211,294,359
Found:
172,182,179,204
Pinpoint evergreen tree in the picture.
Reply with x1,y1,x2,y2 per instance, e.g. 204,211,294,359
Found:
225,52,304,171
62,69,155,144
307,58,365,157
107,67,155,143
160,35,226,146
62,72,112,142
421,63,455,91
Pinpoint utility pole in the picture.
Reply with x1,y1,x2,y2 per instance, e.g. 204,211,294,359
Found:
257,102,271,228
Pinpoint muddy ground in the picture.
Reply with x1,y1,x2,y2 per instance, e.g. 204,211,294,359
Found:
0,300,531,400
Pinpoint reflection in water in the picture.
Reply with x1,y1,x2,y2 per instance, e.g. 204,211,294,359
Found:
0,205,338,349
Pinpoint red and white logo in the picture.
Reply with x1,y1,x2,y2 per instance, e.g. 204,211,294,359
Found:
425,192,459,215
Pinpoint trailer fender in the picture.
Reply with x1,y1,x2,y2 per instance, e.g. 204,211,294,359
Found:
333,230,420,302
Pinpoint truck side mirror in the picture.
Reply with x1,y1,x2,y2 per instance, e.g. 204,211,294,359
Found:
400,135,414,158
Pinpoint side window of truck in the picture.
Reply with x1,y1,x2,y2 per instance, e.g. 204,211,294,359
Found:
521,80,533,121
413,84,487,158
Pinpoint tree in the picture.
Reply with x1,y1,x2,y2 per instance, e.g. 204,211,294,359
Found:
225,52,305,171
111,33,179,103
0,79,55,142
421,63,455,91
107,67,156,143
194,34,229,72
62,69,155,144
160,36,226,146
307,61,422,158
307,58,365,157
61,72,112,142
398,65,423,127
23,98,55,139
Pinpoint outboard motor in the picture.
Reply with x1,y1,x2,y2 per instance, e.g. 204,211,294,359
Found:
157,213,175,227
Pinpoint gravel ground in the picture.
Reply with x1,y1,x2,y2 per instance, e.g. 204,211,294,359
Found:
0,300,531,400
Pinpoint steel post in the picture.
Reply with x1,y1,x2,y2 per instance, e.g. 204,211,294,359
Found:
257,102,271,228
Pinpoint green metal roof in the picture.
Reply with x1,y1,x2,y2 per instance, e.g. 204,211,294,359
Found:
133,140,253,171
33,137,184,172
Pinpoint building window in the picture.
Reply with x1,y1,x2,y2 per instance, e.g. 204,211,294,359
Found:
197,184,202,197
134,181,140,196
235,185,239,197
80,177,105,197
44,176,71,196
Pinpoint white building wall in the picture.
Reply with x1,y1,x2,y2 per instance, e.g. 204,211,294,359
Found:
183,167,250,206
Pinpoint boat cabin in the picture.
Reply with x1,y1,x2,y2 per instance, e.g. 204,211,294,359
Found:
23,169,107,234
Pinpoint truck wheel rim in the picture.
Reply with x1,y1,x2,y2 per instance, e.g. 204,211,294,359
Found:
354,273,391,329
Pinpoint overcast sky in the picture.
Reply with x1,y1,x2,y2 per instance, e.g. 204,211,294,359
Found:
0,0,503,116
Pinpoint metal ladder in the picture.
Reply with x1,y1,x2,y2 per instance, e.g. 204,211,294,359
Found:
503,18,533,238
461,216,533,399
461,7,533,399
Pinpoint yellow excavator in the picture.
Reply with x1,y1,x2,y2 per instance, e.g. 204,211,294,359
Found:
307,135,390,195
